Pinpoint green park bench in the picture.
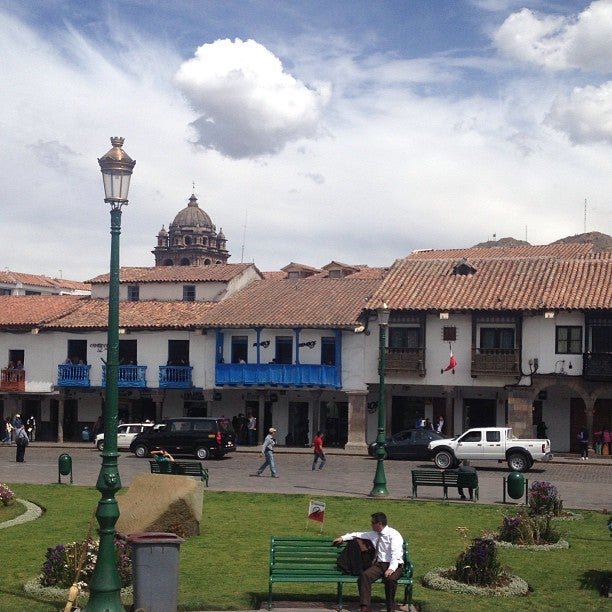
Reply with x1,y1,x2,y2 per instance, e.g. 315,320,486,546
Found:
411,468,478,501
267,536,413,610
149,460,209,487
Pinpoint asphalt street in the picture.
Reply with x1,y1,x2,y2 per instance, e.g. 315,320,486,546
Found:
1,443,611,511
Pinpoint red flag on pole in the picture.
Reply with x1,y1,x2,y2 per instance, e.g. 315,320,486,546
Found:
442,344,457,374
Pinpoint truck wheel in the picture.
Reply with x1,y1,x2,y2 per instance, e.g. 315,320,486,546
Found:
196,446,209,460
434,450,454,469
96,440,104,452
507,452,529,472
133,444,148,458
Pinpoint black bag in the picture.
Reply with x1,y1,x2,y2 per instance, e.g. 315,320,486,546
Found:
336,538,376,575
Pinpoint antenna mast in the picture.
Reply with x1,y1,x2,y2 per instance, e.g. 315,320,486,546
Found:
240,210,248,263
584,198,587,233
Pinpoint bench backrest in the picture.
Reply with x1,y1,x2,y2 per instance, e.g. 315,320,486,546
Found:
411,469,447,484
270,537,411,575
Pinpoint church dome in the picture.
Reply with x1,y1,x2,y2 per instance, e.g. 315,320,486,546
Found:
171,194,214,230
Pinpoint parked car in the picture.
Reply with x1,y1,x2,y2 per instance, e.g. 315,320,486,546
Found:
95,422,155,451
129,417,236,460
368,429,444,460
428,427,553,472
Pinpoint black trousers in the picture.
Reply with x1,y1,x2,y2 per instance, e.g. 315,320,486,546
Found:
16,442,26,462
358,561,403,609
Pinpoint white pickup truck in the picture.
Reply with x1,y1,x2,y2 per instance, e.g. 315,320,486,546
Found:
428,427,553,472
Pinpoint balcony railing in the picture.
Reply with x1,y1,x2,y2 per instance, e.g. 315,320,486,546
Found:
384,347,426,376
216,363,340,388
57,364,91,387
583,352,612,381
159,365,193,388
102,365,147,388
0,368,25,392
471,348,519,376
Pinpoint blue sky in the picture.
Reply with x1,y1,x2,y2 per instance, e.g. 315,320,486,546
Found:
1,0,611,281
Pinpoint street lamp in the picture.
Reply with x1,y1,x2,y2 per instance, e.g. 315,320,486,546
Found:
86,137,135,612
370,302,390,497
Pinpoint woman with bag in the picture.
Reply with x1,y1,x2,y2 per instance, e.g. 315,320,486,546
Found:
15,423,29,463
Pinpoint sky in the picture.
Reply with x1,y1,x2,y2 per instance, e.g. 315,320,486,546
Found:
1,0,612,282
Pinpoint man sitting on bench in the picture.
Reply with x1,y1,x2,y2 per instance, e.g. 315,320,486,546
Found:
151,448,174,464
333,512,404,612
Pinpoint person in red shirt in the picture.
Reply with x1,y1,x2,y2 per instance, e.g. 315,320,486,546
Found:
312,431,326,470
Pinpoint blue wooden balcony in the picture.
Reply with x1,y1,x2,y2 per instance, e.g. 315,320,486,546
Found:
102,365,147,388
216,363,340,388
159,365,193,388
57,364,91,387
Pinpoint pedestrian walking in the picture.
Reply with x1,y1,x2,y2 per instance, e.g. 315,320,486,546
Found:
577,426,589,460
247,413,257,445
15,423,29,462
312,430,326,470
252,427,278,477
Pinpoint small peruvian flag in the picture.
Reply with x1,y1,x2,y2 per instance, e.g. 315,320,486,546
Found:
307,500,326,523
442,343,457,374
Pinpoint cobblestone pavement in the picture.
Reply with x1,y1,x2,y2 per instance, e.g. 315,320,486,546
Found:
1,442,610,510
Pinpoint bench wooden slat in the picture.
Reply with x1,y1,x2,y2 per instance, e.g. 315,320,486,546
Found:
411,468,478,500
268,536,413,610
149,460,209,487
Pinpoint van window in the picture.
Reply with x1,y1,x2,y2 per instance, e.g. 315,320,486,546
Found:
193,421,214,432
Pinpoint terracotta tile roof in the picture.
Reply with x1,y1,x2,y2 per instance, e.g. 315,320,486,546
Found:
0,271,90,292
87,264,260,284
371,252,612,312
261,266,388,280
42,299,217,330
0,295,84,327
406,243,593,260
200,277,383,328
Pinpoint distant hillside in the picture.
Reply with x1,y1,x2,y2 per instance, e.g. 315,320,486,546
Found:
473,231,612,252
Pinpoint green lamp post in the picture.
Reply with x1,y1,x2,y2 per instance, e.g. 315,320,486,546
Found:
370,302,390,497
85,137,135,612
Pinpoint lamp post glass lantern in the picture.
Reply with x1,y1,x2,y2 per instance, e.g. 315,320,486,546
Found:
370,303,390,497
85,137,135,612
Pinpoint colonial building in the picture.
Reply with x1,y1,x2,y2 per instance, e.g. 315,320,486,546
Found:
365,244,612,454
152,194,229,266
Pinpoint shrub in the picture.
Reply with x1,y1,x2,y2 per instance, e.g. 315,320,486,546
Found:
40,536,131,589
498,512,561,545
528,481,563,516
0,483,15,505
454,537,503,587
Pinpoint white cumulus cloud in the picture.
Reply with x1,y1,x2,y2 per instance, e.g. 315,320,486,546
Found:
546,81,612,145
174,38,331,159
493,1,612,72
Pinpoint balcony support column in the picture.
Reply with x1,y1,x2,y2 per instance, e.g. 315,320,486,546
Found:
344,390,368,451
506,389,534,437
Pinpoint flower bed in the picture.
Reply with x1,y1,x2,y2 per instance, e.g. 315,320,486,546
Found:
423,567,529,596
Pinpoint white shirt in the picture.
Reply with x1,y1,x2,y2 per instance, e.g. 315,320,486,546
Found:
340,525,404,571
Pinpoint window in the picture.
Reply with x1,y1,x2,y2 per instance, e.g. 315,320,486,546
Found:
480,327,514,350
66,339,87,364
0,288,11,295
231,336,248,363
127,285,139,302
275,336,293,364
388,327,420,349
168,340,189,365
460,430,481,443
119,340,137,365
589,324,612,353
486,431,501,442
321,337,335,365
183,285,196,301
556,326,582,354
443,326,457,342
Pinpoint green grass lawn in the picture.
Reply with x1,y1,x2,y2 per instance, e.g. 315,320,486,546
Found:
3,483,610,611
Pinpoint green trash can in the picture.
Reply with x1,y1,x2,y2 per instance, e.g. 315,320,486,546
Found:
58,453,73,484
506,471,524,500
